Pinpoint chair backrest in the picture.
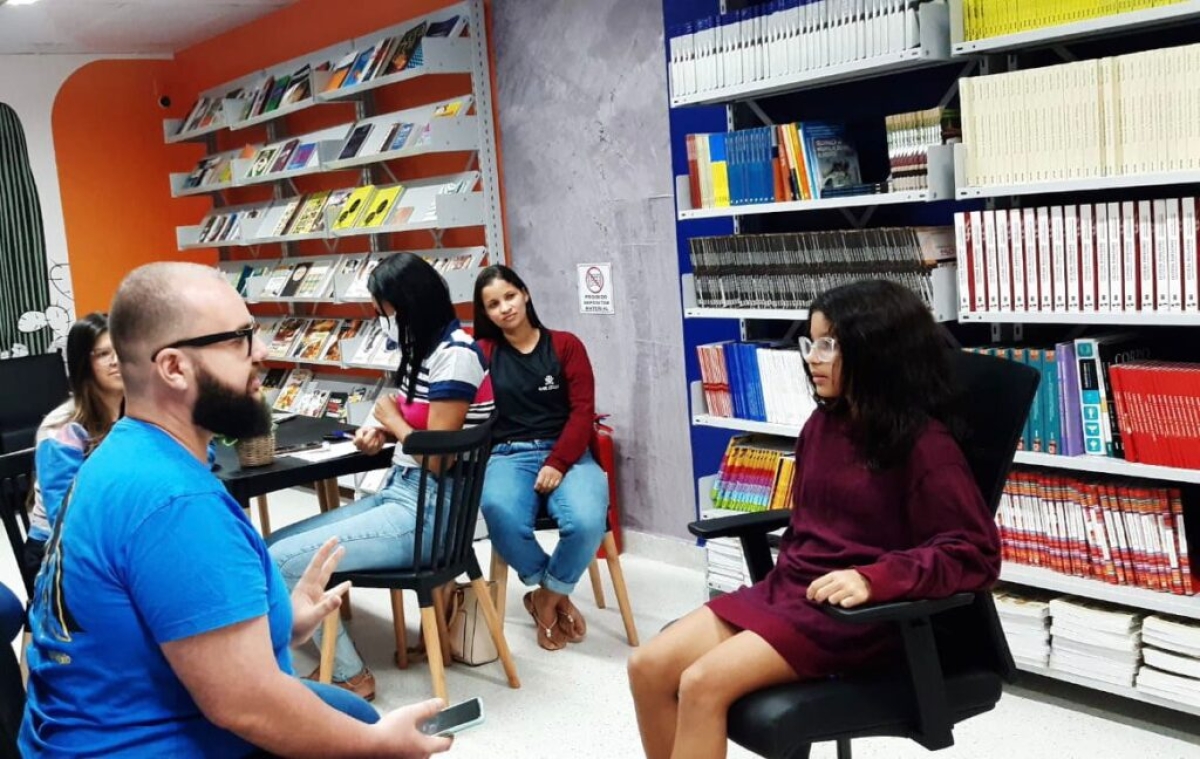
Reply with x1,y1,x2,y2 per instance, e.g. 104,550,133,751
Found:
0,448,35,597
0,633,22,759
937,348,1040,682
407,415,496,574
0,353,67,454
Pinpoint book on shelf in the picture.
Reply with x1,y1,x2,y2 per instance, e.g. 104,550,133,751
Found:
344,255,383,299
388,21,428,74
425,14,467,39
294,259,337,299
710,435,796,513
272,368,313,412
961,42,1200,187
285,192,332,236
998,468,1196,596
324,51,357,91
885,105,960,192
955,197,1200,317
247,146,279,178
267,317,306,359
1110,360,1200,468
333,186,376,229
960,0,1182,44
277,263,312,299
697,340,815,428
321,319,365,364
349,322,386,365
1048,596,1143,688
995,588,1054,668
292,319,341,361
279,65,312,107
338,123,374,161
357,185,405,227
295,385,331,418
369,332,400,368
323,391,351,421
269,139,301,174
688,226,953,311
667,2,928,102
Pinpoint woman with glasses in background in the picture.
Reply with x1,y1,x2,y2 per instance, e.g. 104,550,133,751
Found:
24,313,124,579
628,280,1003,759
266,255,494,702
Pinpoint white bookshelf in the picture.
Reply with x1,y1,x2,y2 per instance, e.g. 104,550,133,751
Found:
1015,661,1200,719
671,2,951,107
959,311,1200,326
1013,452,1200,484
950,0,1200,56
1000,563,1200,620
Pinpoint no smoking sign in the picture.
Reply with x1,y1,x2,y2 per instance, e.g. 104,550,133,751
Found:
577,262,614,315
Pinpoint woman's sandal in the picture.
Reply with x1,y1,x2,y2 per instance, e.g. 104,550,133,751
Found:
557,599,587,643
523,591,567,651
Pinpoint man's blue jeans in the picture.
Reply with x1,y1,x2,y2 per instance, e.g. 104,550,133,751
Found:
480,441,608,595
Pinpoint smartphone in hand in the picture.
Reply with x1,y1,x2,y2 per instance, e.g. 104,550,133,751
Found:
418,698,484,737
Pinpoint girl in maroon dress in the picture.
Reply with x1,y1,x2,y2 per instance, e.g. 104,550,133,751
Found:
628,280,1002,759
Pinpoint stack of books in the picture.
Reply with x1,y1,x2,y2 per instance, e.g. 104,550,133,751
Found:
689,226,955,311
960,0,1187,43
995,589,1053,668
1137,614,1200,709
710,435,796,513
696,341,814,428
885,105,960,191
1048,597,1143,688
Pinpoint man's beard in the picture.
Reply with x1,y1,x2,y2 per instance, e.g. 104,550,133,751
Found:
192,365,271,440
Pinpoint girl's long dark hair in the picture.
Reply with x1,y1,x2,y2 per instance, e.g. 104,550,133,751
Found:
471,264,544,342
806,280,963,470
368,254,458,402
65,313,120,448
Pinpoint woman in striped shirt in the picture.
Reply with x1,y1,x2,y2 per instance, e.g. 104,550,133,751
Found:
267,255,493,702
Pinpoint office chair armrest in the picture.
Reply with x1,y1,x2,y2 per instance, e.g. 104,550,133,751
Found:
819,592,974,624
687,509,789,540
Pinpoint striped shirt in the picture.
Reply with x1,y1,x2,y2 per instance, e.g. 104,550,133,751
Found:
384,321,494,469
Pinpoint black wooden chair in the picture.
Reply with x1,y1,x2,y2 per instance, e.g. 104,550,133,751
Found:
317,416,520,701
0,448,36,598
688,348,1039,759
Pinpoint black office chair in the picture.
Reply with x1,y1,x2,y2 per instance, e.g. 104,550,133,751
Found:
0,635,21,759
0,448,36,598
0,353,67,454
689,348,1039,759
317,416,521,701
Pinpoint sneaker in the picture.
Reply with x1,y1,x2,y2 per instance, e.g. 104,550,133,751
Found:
304,666,376,702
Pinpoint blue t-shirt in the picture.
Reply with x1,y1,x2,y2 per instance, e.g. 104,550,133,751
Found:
20,418,294,758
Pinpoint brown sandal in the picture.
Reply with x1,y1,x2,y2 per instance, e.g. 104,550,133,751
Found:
524,591,566,651
557,599,586,643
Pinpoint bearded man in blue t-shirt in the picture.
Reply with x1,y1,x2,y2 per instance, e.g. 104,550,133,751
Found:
20,262,453,758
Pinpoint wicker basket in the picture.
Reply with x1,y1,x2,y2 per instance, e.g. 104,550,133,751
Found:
236,433,276,468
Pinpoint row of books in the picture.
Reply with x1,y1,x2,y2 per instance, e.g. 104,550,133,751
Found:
710,435,797,513
696,341,817,428
221,249,484,303
997,589,1200,707
192,175,477,246
961,0,1187,43
180,98,470,192
998,469,1195,596
321,14,466,95
260,316,397,370
175,12,467,136
262,367,375,419
960,41,1200,187
885,105,960,192
684,121,863,208
688,226,955,310
954,200,1200,316
667,0,930,100
1109,361,1200,469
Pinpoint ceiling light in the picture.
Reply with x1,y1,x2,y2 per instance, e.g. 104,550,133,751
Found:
5,0,46,6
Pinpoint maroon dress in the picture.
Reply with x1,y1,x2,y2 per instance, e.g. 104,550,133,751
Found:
707,408,1001,680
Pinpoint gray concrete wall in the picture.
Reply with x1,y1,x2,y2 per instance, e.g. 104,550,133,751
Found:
491,1,695,539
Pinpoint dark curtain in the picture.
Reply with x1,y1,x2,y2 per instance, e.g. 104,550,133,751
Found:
0,102,53,356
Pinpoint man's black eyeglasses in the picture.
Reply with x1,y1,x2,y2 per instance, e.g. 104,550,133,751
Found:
151,324,258,362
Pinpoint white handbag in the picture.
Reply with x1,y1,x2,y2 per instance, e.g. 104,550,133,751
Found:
447,581,499,666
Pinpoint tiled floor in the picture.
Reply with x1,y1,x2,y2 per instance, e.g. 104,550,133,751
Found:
6,487,1200,758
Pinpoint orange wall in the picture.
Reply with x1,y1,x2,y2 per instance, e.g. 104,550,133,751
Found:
54,0,506,315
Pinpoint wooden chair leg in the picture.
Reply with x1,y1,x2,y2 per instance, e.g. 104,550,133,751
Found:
315,481,330,513
489,550,509,621
391,590,409,669
318,612,339,683
587,560,606,609
340,586,353,620
602,532,639,646
323,478,341,509
255,495,271,537
420,606,449,701
469,577,521,689
431,583,453,665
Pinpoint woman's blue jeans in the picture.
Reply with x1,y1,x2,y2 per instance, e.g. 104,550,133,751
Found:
267,466,436,681
480,441,608,595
